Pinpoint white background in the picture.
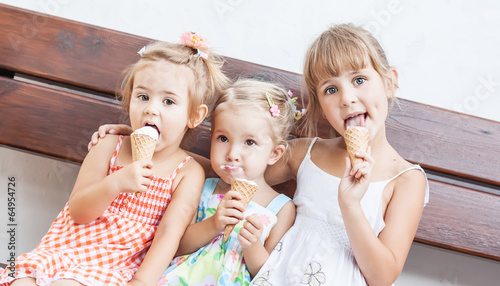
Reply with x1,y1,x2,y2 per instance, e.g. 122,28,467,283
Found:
1,0,499,285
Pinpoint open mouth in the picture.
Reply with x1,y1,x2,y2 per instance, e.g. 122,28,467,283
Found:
345,113,367,129
145,123,160,136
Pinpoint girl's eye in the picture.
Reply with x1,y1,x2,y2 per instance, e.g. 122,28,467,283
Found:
325,86,338,95
217,135,228,143
245,139,256,146
354,77,366,85
163,98,175,105
138,94,149,101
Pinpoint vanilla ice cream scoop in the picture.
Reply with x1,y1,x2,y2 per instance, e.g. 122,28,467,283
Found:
132,126,159,141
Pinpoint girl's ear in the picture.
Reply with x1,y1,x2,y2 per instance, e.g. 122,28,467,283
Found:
188,104,208,129
268,144,286,166
387,68,399,99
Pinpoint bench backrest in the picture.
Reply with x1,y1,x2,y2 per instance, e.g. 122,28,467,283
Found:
1,4,499,261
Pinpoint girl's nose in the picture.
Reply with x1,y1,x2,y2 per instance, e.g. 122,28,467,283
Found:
144,100,160,116
226,144,240,162
340,89,358,107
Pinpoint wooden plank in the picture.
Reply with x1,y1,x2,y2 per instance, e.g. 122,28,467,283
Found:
386,100,500,186
0,77,124,162
0,4,149,95
416,179,500,261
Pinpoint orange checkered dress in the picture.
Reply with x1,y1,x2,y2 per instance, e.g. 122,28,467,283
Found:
0,136,192,286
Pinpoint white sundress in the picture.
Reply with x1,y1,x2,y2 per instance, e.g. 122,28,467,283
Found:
251,137,429,286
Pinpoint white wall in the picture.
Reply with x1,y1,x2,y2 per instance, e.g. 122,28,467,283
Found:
1,0,499,285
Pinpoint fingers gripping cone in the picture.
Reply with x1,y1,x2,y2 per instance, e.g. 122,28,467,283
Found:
344,126,369,167
131,126,159,196
223,179,258,242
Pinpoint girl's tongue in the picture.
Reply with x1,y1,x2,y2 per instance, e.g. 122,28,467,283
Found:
345,114,366,129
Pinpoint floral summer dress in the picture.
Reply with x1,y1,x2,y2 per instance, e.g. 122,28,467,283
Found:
0,136,192,286
251,138,429,286
157,178,291,286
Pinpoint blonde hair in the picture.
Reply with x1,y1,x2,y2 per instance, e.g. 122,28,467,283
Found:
119,41,230,128
212,79,295,148
301,23,396,137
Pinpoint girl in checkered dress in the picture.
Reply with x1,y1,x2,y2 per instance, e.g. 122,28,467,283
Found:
0,33,230,286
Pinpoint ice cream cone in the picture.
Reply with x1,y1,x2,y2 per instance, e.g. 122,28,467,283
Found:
344,126,369,167
131,133,157,161
131,126,158,197
223,179,258,242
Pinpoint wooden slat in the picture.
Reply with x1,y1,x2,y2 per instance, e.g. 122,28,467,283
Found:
0,77,124,162
0,4,148,94
416,179,500,260
386,100,500,186
0,5,303,96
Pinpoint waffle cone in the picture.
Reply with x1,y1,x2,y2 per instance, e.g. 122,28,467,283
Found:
131,133,157,161
223,179,258,241
344,126,369,166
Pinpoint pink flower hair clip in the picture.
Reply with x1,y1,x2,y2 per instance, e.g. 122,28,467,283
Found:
266,92,280,117
180,31,209,59
287,90,306,120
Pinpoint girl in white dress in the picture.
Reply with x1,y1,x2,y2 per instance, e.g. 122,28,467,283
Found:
251,23,429,286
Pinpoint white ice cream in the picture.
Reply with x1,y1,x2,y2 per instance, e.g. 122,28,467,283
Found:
132,126,159,141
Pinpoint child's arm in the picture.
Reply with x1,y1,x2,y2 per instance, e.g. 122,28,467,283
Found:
175,190,246,256
69,135,153,224
239,200,296,277
128,161,205,286
339,157,427,286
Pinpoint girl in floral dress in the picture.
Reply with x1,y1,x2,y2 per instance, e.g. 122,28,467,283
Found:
156,79,296,286
0,33,229,286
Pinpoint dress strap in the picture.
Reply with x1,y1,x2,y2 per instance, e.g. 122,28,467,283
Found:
168,156,193,181
387,164,430,206
266,194,291,215
203,178,219,196
306,137,320,156
387,165,424,182
109,135,124,169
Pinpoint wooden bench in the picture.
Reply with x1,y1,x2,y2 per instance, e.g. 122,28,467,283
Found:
1,4,499,262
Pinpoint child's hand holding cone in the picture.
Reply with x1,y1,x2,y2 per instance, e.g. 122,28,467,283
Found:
131,126,158,197
223,178,258,242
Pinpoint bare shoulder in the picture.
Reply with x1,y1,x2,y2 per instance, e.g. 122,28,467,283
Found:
73,134,121,190
177,154,205,179
287,137,316,171
395,160,426,186
392,160,427,202
172,154,205,190
84,134,120,163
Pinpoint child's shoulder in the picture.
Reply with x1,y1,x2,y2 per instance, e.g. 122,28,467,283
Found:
389,157,427,194
171,151,205,179
287,137,319,162
80,134,122,173
89,134,122,157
